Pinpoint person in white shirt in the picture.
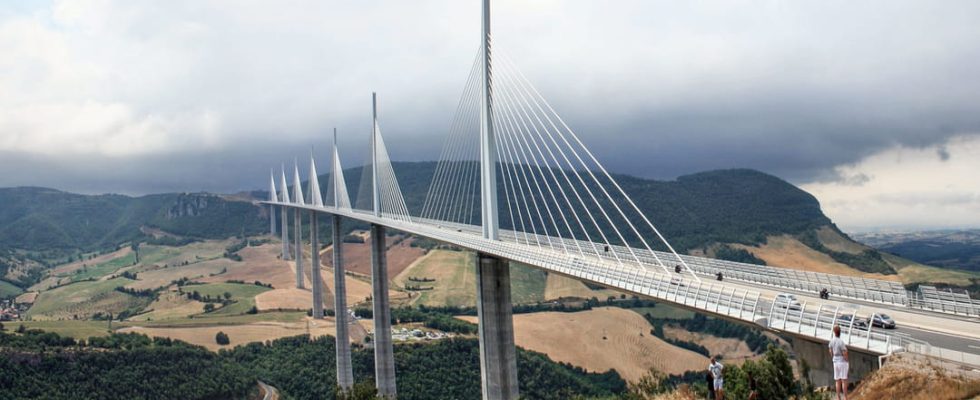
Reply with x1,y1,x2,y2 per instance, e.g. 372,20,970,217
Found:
829,325,849,400
708,356,724,400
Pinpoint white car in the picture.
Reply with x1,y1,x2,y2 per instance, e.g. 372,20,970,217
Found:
774,293,803,311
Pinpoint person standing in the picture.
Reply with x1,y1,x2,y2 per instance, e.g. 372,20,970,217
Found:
829,325,849,400
708,356,724,400
705,370,715,400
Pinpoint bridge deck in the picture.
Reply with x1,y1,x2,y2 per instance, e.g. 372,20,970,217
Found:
265,202,968,361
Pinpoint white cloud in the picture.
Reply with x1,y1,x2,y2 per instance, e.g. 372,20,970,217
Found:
802,135,980,231
0,0,978,198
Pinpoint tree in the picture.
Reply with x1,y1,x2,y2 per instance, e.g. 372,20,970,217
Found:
337,381,379,400
223,292,232,300
204,303,215,313
215,331,230,345
130,242,140,264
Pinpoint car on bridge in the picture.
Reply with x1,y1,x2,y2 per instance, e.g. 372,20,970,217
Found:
774,293,803,311
869,313,897,329
836,314,869,329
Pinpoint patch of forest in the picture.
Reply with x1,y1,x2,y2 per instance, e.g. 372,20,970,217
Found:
0,328,626,400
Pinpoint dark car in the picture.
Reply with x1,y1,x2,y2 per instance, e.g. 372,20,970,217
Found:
869,314,897,329
837,314,868,329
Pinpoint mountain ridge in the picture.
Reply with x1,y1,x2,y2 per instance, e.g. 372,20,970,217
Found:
0,165,941,292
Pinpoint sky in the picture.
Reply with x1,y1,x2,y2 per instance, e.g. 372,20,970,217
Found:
1,0,978,231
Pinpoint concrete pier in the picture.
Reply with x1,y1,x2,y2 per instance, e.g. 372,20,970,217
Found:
789,336,878,387
333,215,354,391
476,253,519,400
294,209,304,289
310,211,323,319
270,205,276,235
370,224,396,398
281,207,290,260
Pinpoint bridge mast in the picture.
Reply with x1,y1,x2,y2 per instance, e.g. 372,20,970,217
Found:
476,1,518,400
330,128,355,391
372,93,381,218
480,0,498,240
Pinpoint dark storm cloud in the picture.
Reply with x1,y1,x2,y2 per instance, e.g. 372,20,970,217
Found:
2,0,980,195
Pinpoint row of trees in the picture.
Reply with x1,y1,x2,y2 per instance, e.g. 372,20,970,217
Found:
1,329,629,400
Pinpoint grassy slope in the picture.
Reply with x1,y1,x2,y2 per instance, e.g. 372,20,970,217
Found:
0,279,24,298
395,249,548,307
509,263,547,304
26,277,146,319
66,252,137,282
733,226,980,286
185,282,272,316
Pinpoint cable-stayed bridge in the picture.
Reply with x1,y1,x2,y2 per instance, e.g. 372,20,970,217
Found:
260,1,979,398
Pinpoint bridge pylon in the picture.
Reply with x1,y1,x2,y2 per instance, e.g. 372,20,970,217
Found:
279,166,291,260
371,224,397,398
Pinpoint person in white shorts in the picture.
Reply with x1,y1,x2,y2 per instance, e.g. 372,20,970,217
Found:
829,325,849,400
708,356,724,400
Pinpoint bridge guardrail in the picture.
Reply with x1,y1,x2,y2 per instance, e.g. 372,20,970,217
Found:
278,206,972,366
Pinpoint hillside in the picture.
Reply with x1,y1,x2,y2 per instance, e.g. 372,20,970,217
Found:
338,164,951,282
854,229,980,273
0,187,268,290
3,165,966,292
0,187,267,252
849,353,980,400
326,165,833,253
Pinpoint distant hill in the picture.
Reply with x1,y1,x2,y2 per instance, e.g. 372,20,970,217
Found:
0,187,267,288
321,164,834,252
853,229,980,273
0,187,266,252
4,165,965,291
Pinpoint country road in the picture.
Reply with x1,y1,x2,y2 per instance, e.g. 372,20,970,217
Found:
258,380,279,400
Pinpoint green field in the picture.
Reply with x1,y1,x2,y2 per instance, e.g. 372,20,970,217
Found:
182,282,272,316
15,320,114,339
129,311,306,328
630,304,696,320
399,250,477,307
26,277,148,320
17,311,307,339
66,252,137,282
0,280,24,299
509,263,547,304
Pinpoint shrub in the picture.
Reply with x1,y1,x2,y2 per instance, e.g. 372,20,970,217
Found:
215,331,230,345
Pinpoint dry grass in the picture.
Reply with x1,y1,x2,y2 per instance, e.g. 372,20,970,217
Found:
732,235,901,282
851,353,980,400
815,226,868,254
647,386,698,400
26,278,148,320
15,291,38,304
663,326,757,364
197,243,295,288
119,318,340,351
51,247,132,276
139,240,234,269
126,258,236,290
321,266,376,308
394,250,477,307
129,290,206,321
27,276,66,292
255,288,319,311
543,272,622,300
462,307,708,382
894,261,979,287
323,235,425,280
